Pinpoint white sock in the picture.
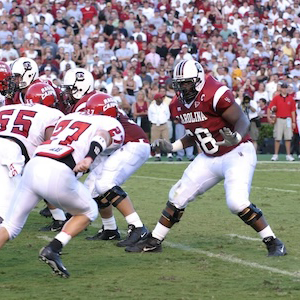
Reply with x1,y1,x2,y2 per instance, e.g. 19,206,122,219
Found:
152,222,170,241
155,153,161,157
55,231,72,246
125,212,143,228
102,216,117,230
258,225,276,240
50,208,66,221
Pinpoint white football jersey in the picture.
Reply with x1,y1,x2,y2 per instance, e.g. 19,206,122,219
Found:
0,104,64,158
34,112,125,164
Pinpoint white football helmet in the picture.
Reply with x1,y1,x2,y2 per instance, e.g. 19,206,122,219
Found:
63,68,94,100
11,57,39,89
172,60,205,104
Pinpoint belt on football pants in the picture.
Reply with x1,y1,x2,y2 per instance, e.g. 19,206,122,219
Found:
51,154,76,171
0,135,30,164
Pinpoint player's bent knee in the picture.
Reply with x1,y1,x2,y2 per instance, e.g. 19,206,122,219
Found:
96,180,115,196
101,186,127,207
93,195,111,209
3,224,22,240
161,201,185,225
85,201,99,222
238,203,262,225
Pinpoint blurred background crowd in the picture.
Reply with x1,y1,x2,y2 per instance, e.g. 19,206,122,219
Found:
0,0,300,160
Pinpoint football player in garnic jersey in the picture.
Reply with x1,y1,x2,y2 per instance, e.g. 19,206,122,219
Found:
126,60,287,257
0,101,125,278
0,81,64,224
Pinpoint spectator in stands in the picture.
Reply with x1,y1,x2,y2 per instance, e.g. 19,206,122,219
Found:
148,93,173,161
254,83,269,104
268,82,297,161
60,52,76,72
40,65,57,81
133,91,150,139
145,45,161,69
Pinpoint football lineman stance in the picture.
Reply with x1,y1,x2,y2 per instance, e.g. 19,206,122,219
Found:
0,101,125,278
0,82,64,223
126,60,287,257
82,93,150,247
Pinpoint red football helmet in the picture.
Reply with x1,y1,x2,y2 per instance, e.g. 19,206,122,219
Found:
24,82,57,107
85,92,118,117
0,62,17,96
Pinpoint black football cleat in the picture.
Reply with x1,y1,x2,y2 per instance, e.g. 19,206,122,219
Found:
86,226,120,240
263,236,287,256
125,234,162,253
39,206,52,218
39,246,70,278
39,219,67,232
117,224,149,247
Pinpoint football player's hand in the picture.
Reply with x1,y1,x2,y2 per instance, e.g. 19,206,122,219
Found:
216,127,242,147
151,139,173,153
73,157,93,173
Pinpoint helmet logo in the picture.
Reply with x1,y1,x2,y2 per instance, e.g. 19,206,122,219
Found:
75,72,85,81
23,61,32,71
41,85,55,100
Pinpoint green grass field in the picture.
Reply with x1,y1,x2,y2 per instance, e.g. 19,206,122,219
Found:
1,157,300,300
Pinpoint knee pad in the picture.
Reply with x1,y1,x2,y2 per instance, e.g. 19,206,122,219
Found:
93,195,111,209
162,201,185,225
102,186,127,207
238,203,262,225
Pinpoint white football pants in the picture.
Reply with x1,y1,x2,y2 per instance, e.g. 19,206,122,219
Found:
1,156,98,239
169,141,257,214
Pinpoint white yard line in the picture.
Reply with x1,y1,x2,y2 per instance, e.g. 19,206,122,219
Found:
132,175,298,193
256,169,300,172
164,241,300,278
146,161,299,165
226,233,261,241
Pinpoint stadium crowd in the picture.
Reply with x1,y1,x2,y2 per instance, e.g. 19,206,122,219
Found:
0,0,300,160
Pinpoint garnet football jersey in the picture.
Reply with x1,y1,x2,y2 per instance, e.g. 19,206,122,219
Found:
0,103,64,158
170,75,250,157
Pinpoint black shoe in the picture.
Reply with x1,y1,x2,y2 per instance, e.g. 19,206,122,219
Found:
263,236,287,256
168,156,173,162
176,157,182,161
39,219,67,232
188,157,195,161
39,246,70,278
85,226,120,240
125,234,162,253
117,224,149,247
39,206,52,218
154,156,161,161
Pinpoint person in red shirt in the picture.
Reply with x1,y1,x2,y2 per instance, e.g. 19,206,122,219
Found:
80,0,97,24
267,82,297,161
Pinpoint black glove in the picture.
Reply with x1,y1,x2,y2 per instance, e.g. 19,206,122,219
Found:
216,127,241,147
151,139,173,153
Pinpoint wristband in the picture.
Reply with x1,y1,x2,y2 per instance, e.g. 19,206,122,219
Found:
235,132,242,143
85,136,107,160
172,139,184,152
